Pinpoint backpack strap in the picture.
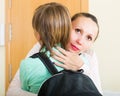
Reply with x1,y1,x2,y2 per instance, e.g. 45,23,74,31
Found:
30,52,58,75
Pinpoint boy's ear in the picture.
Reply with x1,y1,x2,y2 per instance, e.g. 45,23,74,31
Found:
34,31,41,41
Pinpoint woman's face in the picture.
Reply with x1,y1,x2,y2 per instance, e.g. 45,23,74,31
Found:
66,16,98,54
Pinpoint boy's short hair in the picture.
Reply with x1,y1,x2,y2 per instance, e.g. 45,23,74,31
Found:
32,2,71,54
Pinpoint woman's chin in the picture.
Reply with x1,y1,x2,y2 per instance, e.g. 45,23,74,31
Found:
68,49,80,54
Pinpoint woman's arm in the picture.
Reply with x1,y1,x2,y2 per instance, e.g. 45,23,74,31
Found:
85,50,103,94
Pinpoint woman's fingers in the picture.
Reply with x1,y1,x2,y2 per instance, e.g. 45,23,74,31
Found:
52,55,66,64
56,46,68,56
54,62,67,69
52,48,66,60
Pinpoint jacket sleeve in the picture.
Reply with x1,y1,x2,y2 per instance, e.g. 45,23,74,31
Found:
20,60,30,91
81,50,103,94
6,69,37,96
89,51,103,94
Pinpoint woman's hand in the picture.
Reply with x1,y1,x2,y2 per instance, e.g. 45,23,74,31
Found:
52,46,84,71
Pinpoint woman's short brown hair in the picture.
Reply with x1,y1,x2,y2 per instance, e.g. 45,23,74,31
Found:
32,2,71,54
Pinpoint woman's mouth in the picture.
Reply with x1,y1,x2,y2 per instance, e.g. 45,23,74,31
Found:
70,44,80,51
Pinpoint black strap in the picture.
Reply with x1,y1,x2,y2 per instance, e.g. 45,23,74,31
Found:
30,52,58,75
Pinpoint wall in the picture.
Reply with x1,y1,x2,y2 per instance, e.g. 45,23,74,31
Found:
0,48,5,96
89,0,120,92
0,0,5,95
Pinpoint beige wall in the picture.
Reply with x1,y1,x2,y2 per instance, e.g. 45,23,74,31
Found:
89,0,120,92
0,47,5,96
0,0,5,95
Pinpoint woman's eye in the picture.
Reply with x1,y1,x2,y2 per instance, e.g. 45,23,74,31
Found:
75,28,81,33
87,36,92,41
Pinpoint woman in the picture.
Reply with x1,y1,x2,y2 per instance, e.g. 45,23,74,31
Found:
25,13,102,94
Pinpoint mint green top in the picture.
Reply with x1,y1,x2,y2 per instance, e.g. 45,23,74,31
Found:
20,47,89,94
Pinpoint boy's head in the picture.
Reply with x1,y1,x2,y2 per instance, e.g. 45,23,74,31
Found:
32,2,71,54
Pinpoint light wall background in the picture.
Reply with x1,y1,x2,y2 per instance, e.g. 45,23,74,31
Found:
89,0,120,92
0,0,120,96
0,0,5,96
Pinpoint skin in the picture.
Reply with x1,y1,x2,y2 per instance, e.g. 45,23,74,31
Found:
66,16,98,54
52,16,98,71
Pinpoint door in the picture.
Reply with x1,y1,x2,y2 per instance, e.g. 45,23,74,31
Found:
5,0,88,91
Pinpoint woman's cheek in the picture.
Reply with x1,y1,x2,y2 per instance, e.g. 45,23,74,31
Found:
84,43,92,51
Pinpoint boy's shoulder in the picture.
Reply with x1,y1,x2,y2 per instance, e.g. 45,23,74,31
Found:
20,57,45,71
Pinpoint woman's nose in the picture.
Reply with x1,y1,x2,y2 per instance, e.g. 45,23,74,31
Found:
76,37,84,45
